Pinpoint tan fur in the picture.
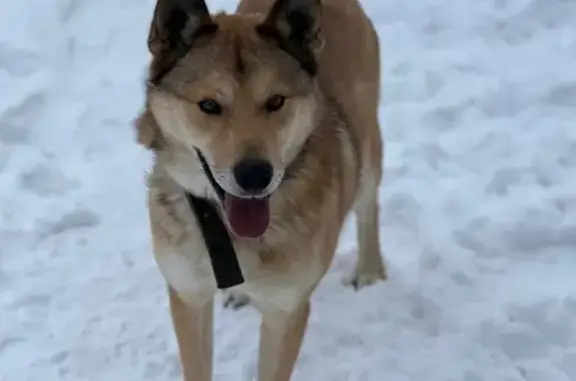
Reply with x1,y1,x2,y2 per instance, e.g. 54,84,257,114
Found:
137,0,387,379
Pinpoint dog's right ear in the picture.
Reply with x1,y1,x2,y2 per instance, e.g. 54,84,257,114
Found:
147,0,216,56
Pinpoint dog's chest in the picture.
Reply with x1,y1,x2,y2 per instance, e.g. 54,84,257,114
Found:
156,233,324,311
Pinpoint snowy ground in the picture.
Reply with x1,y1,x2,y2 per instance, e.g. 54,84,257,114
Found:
1,0,576,380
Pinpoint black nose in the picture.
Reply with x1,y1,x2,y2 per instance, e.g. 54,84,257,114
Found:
233,158,273,193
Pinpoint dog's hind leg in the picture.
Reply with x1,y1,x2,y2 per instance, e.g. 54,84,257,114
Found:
344,174,387,290
344,118,387,290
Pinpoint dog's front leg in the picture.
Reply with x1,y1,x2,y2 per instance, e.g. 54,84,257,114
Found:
258,300,310,381
168,286,214,381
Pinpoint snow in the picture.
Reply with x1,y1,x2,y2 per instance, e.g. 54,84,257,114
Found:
1,0,575,379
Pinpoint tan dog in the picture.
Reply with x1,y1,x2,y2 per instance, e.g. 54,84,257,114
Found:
136,0,386,379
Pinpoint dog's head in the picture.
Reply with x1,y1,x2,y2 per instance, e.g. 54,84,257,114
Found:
138,0,323,239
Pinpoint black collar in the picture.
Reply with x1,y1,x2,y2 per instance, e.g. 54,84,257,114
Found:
184,149,244,289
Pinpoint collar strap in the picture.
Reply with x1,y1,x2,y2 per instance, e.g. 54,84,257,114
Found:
183,149,245,289
185,192,244,289
195,148,225,200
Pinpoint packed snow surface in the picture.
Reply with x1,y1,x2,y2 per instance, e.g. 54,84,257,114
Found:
1,0,576,380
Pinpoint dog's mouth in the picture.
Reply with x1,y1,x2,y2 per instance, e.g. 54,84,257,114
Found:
195,149,272,239
223,193,270,239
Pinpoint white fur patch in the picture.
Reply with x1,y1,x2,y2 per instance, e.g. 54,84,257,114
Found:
211,166,286,198
148,90,215,198
278,100,317,165
237,257,323,313
156,247,216,304
149,90,207,150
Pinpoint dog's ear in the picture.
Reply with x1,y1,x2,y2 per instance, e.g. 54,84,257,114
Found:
261,0,320,44
147,0,216,56
256,0,321,75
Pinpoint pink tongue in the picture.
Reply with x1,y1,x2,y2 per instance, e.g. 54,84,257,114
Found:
224,194,270,238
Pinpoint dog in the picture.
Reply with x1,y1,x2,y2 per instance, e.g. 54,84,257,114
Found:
135,0,386,379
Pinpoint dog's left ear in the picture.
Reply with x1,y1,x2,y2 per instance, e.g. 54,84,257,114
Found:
257,0,322,75
260,0,321,44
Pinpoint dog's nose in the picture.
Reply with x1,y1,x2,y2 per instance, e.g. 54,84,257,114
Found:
233,158,273,193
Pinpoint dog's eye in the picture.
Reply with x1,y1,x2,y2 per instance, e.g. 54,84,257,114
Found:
264,95,286,113
197,99,223,115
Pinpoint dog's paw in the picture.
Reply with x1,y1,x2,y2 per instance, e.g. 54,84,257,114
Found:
342,266,387,291
222,290,251,310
